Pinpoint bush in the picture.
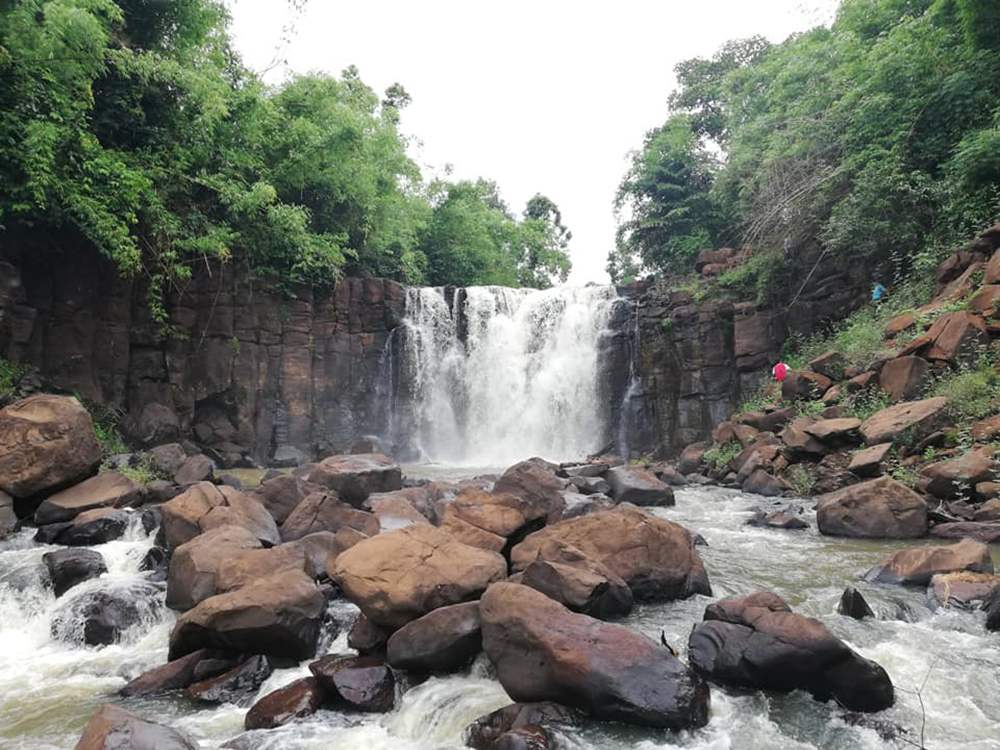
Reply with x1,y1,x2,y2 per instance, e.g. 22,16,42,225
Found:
785,464,815,496
840,388,892,421
0,358,25,400
703,440,742,471
930,355,1000,423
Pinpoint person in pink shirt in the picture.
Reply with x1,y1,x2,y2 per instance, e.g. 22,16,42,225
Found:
772,361,789,383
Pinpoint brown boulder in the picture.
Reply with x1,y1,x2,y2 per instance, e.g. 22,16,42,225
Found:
711,421,758,447
605,466,674,506
309,654,395,712
969,285,1000,317
677,442,708,474
781,370,833,401
34,472,142,526
74,704,196,750
816,476,927,538
859,397,950,446
464,702,581,750
741,469,787,497
492,458,565,522
364,491,432,531
922,312,990,363
440,514,507,553
803,418,862,444
166,525,262,610
306,453,402,506
928,572,1000,609
737,408,795,433
848,443,892,478
480,582,710,729
510,506,710,601
169,570,325,660
930,521,1000,543
348,613,390,654
173,454,215,486
0,394,101,500
878,356,930,402
808,350,847,381
688,592,893,713
280,490,380,541
213,541,319,596
921,446,996,499
445,489,532,537
885,312,917,337
971,414,1000,442
521,540,633,619
780,419,829,458
864,538,993,585
120,648,225,698
974,497,1000,521
185,654,273,706
244,676,326,730
147,443,187,477
333,525,508,628
386,601,482,673
160,482,279,549
986,246,1000,284
251,474,322,524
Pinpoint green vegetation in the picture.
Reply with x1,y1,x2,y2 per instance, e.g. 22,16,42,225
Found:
113,455,161,484
0,357,25,400
609,0,1000,289
785,464,815,496
704,440,742,471
930,350,1000,422
78,397,127,457
0,1,571,324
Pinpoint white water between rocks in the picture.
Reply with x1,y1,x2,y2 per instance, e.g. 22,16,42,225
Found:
2,479,998,749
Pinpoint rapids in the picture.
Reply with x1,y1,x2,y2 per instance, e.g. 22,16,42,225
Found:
2,478,998,749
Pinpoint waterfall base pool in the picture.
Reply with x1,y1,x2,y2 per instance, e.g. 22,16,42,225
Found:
2,475,998,750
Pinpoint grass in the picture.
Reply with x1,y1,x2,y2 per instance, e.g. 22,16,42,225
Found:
113,456,162,485
928,350,1000,424
0,357,25,400
839,388,892,421
737,382,779,415
785,464,815,496
703,440,742,471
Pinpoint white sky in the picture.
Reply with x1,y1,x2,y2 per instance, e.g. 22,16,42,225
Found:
228,0,840,284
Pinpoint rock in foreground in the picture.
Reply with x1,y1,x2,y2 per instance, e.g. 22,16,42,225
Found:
75,703,196,749
480,582,710,730
687,592,893,712
386,601,482,673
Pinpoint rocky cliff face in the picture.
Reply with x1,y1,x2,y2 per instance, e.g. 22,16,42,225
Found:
1,245,403,465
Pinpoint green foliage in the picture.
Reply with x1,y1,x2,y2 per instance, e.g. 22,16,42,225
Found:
0,358,25,399
78,397,127,457
0,0,570,315
716,249,785,305
784,464,815,496
113,455,160,485
613,0,1000,286
840,388,892,420
703,440,742,471
794,400,827,418
930,352,1000,422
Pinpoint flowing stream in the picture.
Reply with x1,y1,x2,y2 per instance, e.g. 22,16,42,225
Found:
2,480,998,750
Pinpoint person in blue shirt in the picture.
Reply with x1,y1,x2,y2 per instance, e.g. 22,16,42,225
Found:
872,282,888,304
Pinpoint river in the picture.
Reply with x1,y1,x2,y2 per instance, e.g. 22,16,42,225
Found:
2,470,998,750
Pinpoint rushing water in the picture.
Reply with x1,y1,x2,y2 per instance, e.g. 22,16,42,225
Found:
382,286,623,465
2,478,998,750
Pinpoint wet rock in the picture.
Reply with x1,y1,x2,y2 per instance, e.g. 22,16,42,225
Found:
386,601,482,673
480,582,710,729
174,454,215,486
363,492,431,531
186,655,274,706
0,489,17,539
847,443,892,478
167,526,262,610
677,442,708,474
34,472,142,525
52,581,163,646
605,466,674,506
53,508,131,546
147,443,188,477
140,546,169,581
0,394,102,500
864,538,993,585
741,469,787,497
688,592,893,712
244,676,326,730
348,613,390,655
75,703,197,750
160,482,279,549
309,654,395,712
147,479,182,504
816,476,927,538
928,572,1000,609
984,586,1000,631
859,397,950,446
520,540,633,619
745,507,808,530
120,648,226,697
492,458,565,522
511,506,711,602
559,492,615,519
281,490,380,541
43,548,106,597
493,726,551,750
878,356,930,402
565,475,611,495
921,447,996,499
838,587,875,620
333,525,507,628
251,474,322,525
169,570,325,660
464,702,582,750
561,462,609,478
306,453,402,507
929,521,1000,543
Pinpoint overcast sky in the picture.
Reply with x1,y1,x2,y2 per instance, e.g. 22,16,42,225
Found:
229,0,840,284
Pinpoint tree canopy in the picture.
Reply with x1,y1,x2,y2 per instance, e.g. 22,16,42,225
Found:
609,0,1000,285
0,0,572,322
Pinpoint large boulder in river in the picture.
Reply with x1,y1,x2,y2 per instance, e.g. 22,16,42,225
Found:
120,648,227,697
510,506,710,601
215,534,338,593
166,526,262,610
605,466,674,506
464,702,582,750
520,539,633,619
687,592,893,712
386,601,482,674
864,538,993,585
859,397,950,446
251,474,322,524
309,654,395,712
50,507,131,546
0,394,101,500
280,490,380,541
244,676,326,730
34,472,143,525
160,482,279,549
816,476,927,538
333,525,507,628
480,582,710,729
306,453,402,507
492,458,565,522
43,548,106,597
169,570,325,660
51,580,163,646
75,703,196,750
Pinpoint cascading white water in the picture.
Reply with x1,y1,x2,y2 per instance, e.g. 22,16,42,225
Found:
390,285,621,465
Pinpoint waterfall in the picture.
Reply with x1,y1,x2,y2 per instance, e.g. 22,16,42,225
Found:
384,285,624,465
